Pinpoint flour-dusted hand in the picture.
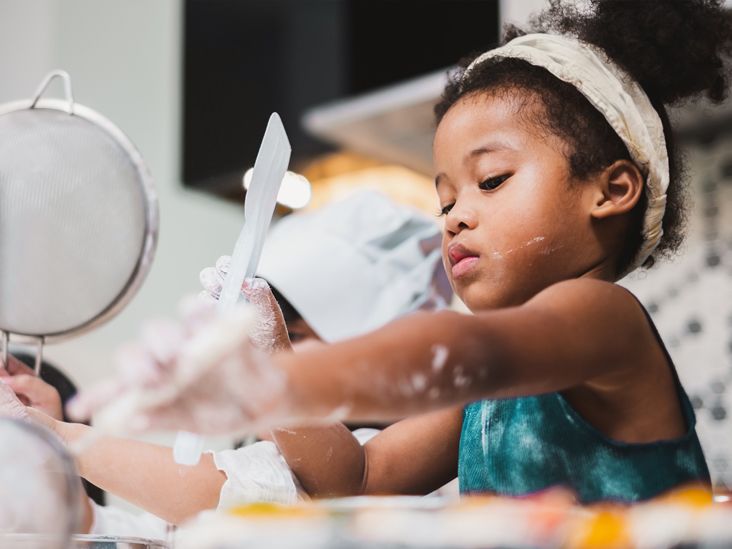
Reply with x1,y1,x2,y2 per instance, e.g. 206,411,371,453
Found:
200,255,291,352
68,299,293,438
0,379,30,421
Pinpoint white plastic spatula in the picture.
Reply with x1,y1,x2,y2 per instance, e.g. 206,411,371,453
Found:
217,113,292,310
173,113,292,465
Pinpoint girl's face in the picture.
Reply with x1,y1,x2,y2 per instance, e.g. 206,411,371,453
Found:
287,318,321,348
433,92,603,311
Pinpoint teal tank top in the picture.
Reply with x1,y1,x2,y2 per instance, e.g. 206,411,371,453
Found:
458,303,710,503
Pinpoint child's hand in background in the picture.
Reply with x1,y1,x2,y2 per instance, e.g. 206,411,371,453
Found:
0,356,63,420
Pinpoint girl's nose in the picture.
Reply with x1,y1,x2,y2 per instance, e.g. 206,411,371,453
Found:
444,201,478,236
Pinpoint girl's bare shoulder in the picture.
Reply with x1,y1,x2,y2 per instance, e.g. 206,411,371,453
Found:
529,278,643,320
524,278,657,364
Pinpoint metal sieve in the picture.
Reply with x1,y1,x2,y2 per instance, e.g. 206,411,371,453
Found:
0,70,158,372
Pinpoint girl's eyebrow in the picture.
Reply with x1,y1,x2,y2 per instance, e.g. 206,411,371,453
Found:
436,141,516,188
467,142,515,161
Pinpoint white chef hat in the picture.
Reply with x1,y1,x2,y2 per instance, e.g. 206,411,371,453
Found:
257,190,450,342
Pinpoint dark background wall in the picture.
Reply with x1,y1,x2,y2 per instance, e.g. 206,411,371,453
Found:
182,0,499,197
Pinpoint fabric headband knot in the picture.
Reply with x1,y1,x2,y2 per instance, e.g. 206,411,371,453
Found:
463,33,669,274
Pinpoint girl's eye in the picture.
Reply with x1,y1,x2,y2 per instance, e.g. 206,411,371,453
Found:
437,204,454,217
478,174,510,191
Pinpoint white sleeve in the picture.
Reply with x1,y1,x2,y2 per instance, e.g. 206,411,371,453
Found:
351,428,381,445
212,440,306,510
88,500,168,541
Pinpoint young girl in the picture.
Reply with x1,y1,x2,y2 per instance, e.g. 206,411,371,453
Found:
67,0,732,505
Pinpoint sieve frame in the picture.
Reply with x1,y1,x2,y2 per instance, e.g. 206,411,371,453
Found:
0,74,159,345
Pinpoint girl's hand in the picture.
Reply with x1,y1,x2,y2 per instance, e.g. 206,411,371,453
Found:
0,356,63,420
199,256,292,353
68,299,292,438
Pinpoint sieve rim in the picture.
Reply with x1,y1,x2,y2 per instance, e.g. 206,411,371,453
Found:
0,417,83,546
0,98,159,343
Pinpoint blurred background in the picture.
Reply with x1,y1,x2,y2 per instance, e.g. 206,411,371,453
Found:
0,0,730,506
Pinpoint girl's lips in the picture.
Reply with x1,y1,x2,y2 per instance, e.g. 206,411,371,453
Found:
448,243,477,265
451,256,479,279
447,243,480,279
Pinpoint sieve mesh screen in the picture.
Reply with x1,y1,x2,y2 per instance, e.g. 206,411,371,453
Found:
0,107,150,337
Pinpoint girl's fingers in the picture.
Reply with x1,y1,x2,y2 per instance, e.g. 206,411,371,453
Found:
241,278,292,352
240,277,272,300
215,255,231,278
241,278,278,316
199,266,222,299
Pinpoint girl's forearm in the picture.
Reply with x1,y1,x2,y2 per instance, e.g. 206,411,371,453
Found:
279,281,646,425
281,310,501,422
54,420,225,525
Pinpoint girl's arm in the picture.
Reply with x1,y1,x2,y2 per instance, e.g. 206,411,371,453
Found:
61,421,225,525
30,407,458,523
282,279,660,422
273,407,462,498
72,279,667,447
27,409,225,525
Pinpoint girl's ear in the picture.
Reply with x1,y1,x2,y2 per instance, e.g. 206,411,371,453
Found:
590,160,644,220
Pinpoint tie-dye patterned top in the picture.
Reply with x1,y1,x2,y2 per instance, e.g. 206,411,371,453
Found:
458,303,710,503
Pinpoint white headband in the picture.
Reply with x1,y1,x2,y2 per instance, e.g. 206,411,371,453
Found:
463,33,669,273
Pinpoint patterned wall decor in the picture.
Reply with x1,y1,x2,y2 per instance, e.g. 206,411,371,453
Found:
622,124,732,491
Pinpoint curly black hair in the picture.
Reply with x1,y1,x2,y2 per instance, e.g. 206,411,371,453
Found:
434,0,732,273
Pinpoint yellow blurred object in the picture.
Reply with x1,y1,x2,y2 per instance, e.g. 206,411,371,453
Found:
228,502,323,519
298,152,438,216
656,484,714,508
568,510,632,549
565,483,714,548
188,485,732,549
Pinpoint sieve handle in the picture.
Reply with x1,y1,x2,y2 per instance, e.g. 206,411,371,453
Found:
0,331,7,369
32,337,45,377
30,70,75,114
0,333,44,376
